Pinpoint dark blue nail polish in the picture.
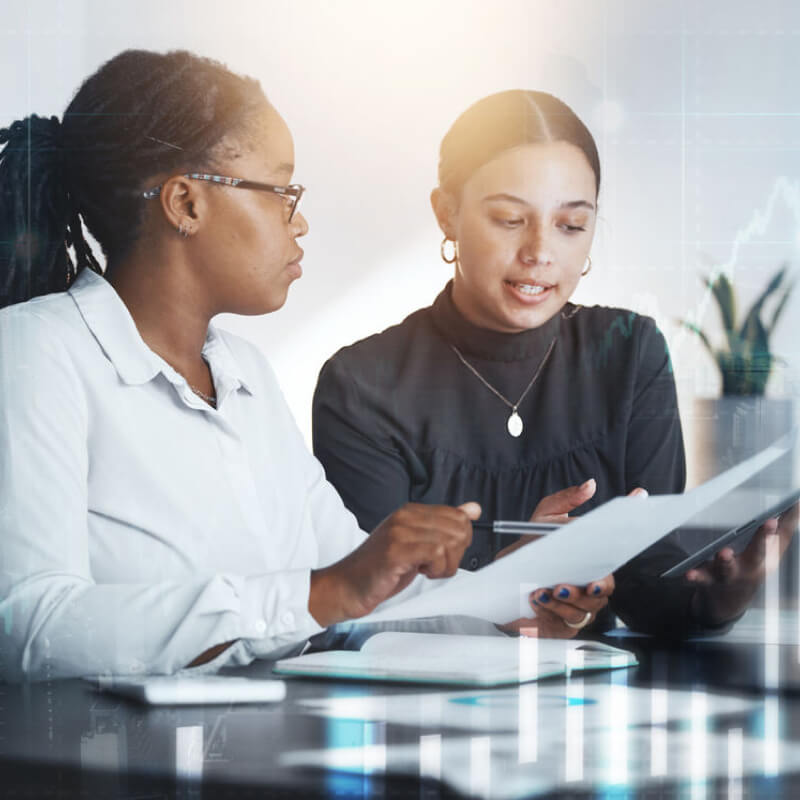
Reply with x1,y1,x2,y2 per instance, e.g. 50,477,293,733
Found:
558,588,570,599
539,593,550,604
593,586,601,595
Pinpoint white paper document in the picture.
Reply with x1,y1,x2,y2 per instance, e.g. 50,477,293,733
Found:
364,431,796,626
274,632,636,686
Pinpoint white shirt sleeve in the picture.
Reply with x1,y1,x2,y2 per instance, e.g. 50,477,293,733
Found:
0,309,324,681
299,435,445,619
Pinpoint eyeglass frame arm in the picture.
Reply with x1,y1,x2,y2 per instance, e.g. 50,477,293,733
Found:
141,173,305,220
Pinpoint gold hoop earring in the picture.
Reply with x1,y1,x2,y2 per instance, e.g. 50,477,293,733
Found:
581,255,592,276
440,237,458,264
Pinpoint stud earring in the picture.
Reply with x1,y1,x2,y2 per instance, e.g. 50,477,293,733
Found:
177,221,190,238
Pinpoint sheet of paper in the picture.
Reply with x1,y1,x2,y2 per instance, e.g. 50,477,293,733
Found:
277,633,634,685
364,431,796,625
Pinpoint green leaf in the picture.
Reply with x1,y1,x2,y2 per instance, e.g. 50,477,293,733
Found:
703,272,737,350
763,264,787,297
741,264,786,337
737,267,780,361
769,280,795,335
677,319,715,356
739,314,772,394
741,313,769,366
698,263,790,396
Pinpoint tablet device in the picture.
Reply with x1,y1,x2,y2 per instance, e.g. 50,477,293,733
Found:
86,675,287,705
660,485,800,578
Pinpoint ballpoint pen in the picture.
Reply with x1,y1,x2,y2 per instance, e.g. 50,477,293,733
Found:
472,520,564,535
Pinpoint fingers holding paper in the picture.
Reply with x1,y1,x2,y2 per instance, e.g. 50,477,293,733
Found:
529,481,648,525
529,478,597,523
497,481,641,636
687,502,799,625
494,479,601,560
502,573,615,639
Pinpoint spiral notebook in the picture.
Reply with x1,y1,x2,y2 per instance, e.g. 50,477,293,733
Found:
273,632,636,687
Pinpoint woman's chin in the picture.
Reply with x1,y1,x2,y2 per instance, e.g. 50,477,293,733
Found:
234,288,291,316
491,303,559,333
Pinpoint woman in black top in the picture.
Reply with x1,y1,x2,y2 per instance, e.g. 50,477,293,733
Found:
313,90,796,638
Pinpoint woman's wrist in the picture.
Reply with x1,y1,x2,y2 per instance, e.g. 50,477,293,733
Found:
690,583,751,629
309,565,351,628
186,640,236,667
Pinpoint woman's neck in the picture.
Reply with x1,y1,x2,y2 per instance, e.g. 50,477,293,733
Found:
431,280,563,363
106,253,212,375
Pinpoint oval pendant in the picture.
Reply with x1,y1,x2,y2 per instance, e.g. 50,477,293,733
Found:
507,411,523,437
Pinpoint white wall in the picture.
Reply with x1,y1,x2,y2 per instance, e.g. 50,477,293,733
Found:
3,0,799,468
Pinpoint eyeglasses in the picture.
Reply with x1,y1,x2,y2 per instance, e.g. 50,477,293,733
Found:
142,173,306,221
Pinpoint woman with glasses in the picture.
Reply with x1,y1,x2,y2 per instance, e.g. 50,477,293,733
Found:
0,49,487,681
313,90,797,639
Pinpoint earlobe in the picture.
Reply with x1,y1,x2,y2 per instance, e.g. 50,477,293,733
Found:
159,175,201,233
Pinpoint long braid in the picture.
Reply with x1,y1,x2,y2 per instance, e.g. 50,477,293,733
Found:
0,50,266,310
0,115,75,307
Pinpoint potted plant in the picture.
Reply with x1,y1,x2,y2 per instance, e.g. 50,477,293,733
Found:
681,264,795,488
680,265,794,396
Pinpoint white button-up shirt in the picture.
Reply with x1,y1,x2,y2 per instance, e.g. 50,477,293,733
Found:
0,269,428,681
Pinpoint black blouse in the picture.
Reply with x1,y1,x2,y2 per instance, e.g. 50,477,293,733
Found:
313,282,708,636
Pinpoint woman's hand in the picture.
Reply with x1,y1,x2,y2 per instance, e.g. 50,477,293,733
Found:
496,480,647,637
308,501,480,627
687,502,799,625
494,479,598,560
501,574,615,638
530,478,597,523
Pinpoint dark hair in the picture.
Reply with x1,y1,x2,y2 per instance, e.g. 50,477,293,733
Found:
437,90,601,199
0,49,267,309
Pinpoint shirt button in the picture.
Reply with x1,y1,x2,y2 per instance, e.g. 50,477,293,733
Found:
280,611,294,628
468,556,479,570
254,619,267,635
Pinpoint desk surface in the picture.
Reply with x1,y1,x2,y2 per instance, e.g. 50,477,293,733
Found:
3,636,800,799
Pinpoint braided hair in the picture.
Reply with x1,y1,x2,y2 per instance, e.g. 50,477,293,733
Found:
0,50,267,309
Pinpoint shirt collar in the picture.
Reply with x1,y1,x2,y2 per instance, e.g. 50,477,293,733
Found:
68,268,254,395
429,280,563,362
202,324,254,397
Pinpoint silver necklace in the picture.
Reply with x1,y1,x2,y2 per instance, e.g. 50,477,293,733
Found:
160,353,217,408
189,384,217,407
450,338,557,437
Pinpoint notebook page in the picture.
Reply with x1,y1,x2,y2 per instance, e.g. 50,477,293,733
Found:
360,633,633,676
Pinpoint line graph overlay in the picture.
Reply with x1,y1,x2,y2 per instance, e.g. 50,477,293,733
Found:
674,175,800,359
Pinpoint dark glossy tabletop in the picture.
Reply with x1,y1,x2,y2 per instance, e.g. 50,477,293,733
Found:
4,627,800,800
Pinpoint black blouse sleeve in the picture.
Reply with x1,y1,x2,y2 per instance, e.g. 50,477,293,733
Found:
313,355,411,532
623,316,686,496
610,318,724,637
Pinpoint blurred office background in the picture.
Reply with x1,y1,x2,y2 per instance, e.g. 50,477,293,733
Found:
3,0,799,485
